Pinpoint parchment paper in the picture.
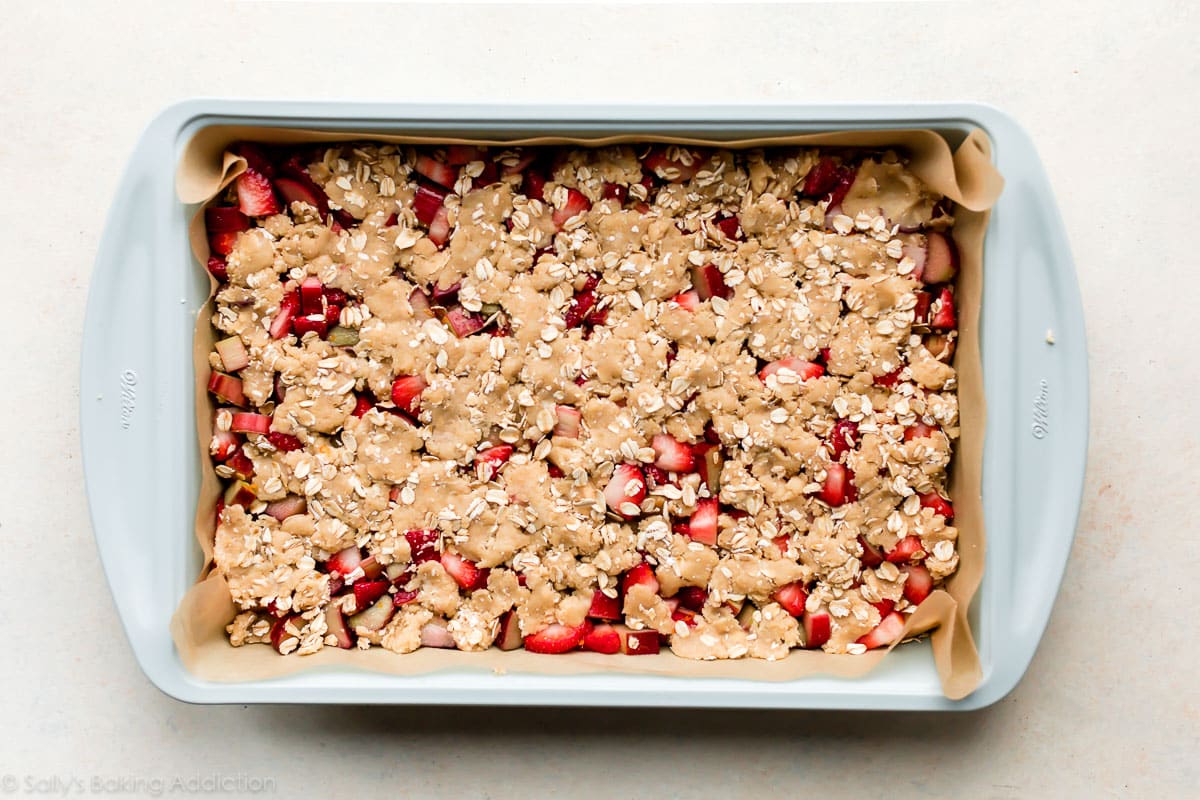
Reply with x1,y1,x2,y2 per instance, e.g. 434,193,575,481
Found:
172,125,1000,700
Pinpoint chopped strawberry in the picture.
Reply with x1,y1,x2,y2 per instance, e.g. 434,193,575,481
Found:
886,535,925,563
501,150,537,177
299,276,324,314
274,176,326,214
819,463,856,507
553,405,582,438
686,497,719,545
643,464,673,488
714,213,742,240
828,419,859,460
604,464,646,519
325,603,354,649
619,627,661,655
204,206,250,234
445,145,483,166
587,589,622,621
206,256,228,282
269,292,301,340
904,421,940,442
207,371,245,407
474,444,513,481
828,166,857,208
412,183,448,227
901,564,934,605
671,289,700,311
427,205,452,247
390,375,427,415
759,356,824,385
857,611,906,650
652,433,695,473
601,182,628,203
351,394,374,418
214,336,249,373
671,606,699,628
235,169,280,217
622,562,660,595
348,595,396,633
552,188,592,230
230,412,271,435
292,314,327,338
918,492,955,520
874,365,905,388
495,611,523,651
226,450,254,481
872,599,897,620
931,287,957,330
223,480,255,508
563,285,598,328
802,157,841,197
859,535,885,568
414,155,458,190
690,263,732,301
922,231,959,284
913,290,933,324
670,587,705,613
643,147,704,183
384,562,412,585
231,142,276,177
547,464,565,479
325,546,363,577
266,431,302,452
352,579,390,612
404,529,441,564
269,615,303,654
209,428,240,462
772,581,808,617
522,168,548,202
582,623,622,654
802,611,832,649
524,621,590,654
440,551,487,591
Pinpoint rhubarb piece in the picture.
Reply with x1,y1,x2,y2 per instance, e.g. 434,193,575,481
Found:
689,263,731,301
930,287,957,330
351,394,374,418
587,589,622,621
474,444,514,481
442,306,486,337
524,621,590,654
901,564,934,605
925,333,956,362
553,405,582,438
441,551,488,591
205,207,250,255
266,431,303,452
232,142,275,177
902,240,928,282
922,231,958,284
209,428,240,462
415,156,457,190
236,169,280,217
858,535,885,568
390,375,427,415
269,292,300,340
772,582,808,617
918,492,955,520
652,433,695,473
226,450,254,481
264,496,306,521
886,535,925,564
904,421,940,442
874,364,905,388
427,205,452,247
215,336,249,372
819,463,856,507
206,256,228,282
404,529,441,564
857,611,905,650
604,464,646,519
275,176,325,213
358,556,384,581
223,480,255,508
759,356,824,385
671,289,700,311
802,611,832,649
802,157,840,197
827,166,857,208
563,276,599,328
714,213,742,240
552,188,592,230
827,419,859,460
408,287,434,318
292,313,327,338
325,546,363,579
643,147,703,183
601,182,628,203
582,623,622,654
618,626,660,655
269,615,303,654
325,603,354,649
686,497,719,545
411,184,448,227
352,579,390,612
207,371,245,406
913,290,933,324
495,612,523,651
675,586,708,612
522,168,548,202
348,595,395,633
299,276,324,314
230,412,271,435
420,622,456,649
622,563,659,595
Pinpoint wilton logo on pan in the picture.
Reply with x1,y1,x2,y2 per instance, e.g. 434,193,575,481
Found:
119,370,138,430
1031,379,1050,439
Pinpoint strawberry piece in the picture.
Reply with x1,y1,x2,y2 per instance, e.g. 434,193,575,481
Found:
652,433,695,473
474,444,514,481
563,288,598,329
215,336,249,372
274,176,326,214
671,290,700,311
205,206,251,233
299,276,325,314
886,535,925,563
226,450,254,481
230,412,271,435
802,611,832,648
643,464,673,488
206,211,250,255
675,586,708,612
828,166,857,208
547,464,566,479
819,463,856,507
552,188,592,230
292,314,327,338
524,621,590,654
269,615,303,654
772,581,808,617
601,182,628,203
922,231,959,284
404,529,441,564
904,421,940,442
803,157,840,197
445,145,483,166
352,579,390,611
522,168,548,202
902,564,934,605
643,147,703,183
206,256,228,282
427,205,452,247
828,419,859,460
495,611,523,651
604,464,646,519
235,169,280,217
874,365,905,388
231,142,275,178
759,356,824,385
857,611,906,650
858,535,885,568
325,546,363,577
351,394,374,418
269,292,301,340
209,428,240,462
931,287,957,330
390,375,427,415
872,599,896,617
913,290,933,324
501,150,537,177
918,492,955,520
690,263,732,301
325,603,354,649
223,480,255,508
619,627,661,655
412,183,448,227
207,371,245,406
686,497,719,545
349,595,396,633
587,590,622,621
553,405,581,438
714,213,742,240
263,431,300,453
672,606,699,628
622,563,660,595
415,156,457,190
582,623,622,654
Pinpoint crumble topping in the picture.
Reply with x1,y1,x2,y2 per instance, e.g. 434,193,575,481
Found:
205,141,961,660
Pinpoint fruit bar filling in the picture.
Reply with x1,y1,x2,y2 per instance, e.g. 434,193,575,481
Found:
206,141,961,659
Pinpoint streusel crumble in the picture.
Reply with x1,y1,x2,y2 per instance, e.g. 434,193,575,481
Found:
204,141,961,660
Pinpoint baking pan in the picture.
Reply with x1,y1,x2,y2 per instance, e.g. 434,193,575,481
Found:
81,100,1087,709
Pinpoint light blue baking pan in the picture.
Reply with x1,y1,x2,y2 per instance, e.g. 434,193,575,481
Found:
80,100,1087,709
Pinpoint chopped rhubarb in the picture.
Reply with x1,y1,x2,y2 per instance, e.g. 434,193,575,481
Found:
292,314,327,338
420,622,456,649
582,623,622,654
552,188,592,230
689,263,731,301
231,142,276,177
671,289,700,311
207,371,245,406
495,612,523,651
904,421,940,442
390,375,427,415
269,615,303,654
874,364,905,388
266,431,303,452
325,603,355,649
524,621,590,654
264,495,306,521
209,428,240,461
474,444,514,481
922,231,958,284
415,156,458,190
223,480,255,508
408,287,434,318
441,551,488,591
652,433,695,473
442,306,486,337
802,156,841,197
348,595,395,633
857,611,905,650
618,626,660,655
759,356,824,385
587,590,622,621
563,286,598,329
522,169,548,202
206,256,228,282
686,497,719,545
215,336,249,372
930,287,957,330
427,205,452,247
913,290,933,324
404,529,441,564
269,292,301,340
604,464,646,519
819,463,856,507
802,611,832,649
714,213,742,240
553,405,582,438
918,492,955,520
695,444,723,494
601,182,628,203
675,586,708,612
235,169,280,217
901,564,934,605
299,276,324,314
412,183,448,227
902,240,928,282
886,535,925,564
352,580,390,612
828,419,859,460
351,394,374,418
772,581,808,617
226,450,254,481
643,147,704,183
230,412,271,435
858,535,885,568
925,333,956,362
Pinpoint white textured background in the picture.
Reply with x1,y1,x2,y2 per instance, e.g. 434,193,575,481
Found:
2,1,1196,797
